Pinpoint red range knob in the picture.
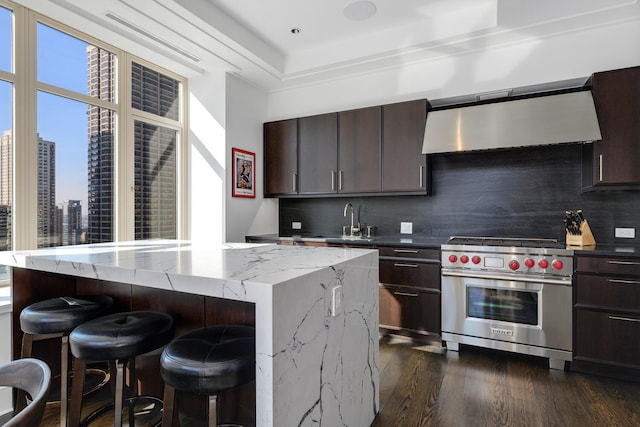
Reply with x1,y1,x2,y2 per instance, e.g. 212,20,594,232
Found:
472,256,481,265
524,258,535,268
509,260,520,271
448,254,458,263
460,255,469,264
552,259,564,270
538,259,549,269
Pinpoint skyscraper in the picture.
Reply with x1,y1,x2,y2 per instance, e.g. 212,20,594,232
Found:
37,134,56,247
61,199,82,245
86,45,115,243
0,130,11,251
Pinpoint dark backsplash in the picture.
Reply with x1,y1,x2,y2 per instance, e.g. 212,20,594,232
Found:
279,143,640,245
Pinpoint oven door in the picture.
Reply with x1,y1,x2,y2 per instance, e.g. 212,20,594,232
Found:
441,273,572,352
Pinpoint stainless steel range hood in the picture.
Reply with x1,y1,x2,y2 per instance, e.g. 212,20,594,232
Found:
422,90,602,154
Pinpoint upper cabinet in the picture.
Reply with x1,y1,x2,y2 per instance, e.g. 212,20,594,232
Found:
382,100,429,193
338,106,382,193
264,119,297,196
298,113,338,194
583,66,640,191
264,99,430,198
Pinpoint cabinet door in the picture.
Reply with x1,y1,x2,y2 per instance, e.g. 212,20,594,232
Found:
575,309,640,367
298,113,338,194
590,66,640,187
382,100,429,193
379,284,440,334
264,119,298,196
338,106,381,193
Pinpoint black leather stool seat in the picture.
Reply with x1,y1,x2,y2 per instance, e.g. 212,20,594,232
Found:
20,295,113,335
70,311,174,361
161,325,255,394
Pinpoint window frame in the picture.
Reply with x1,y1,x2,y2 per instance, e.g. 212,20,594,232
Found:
1,1,188,251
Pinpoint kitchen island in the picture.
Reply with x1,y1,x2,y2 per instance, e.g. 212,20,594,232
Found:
1,240,379,427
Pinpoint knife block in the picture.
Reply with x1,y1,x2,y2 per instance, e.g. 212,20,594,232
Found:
566,220,596,247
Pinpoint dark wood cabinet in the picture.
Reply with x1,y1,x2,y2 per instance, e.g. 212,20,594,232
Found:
382,100,430,194
338,106,381,193
573,254,640,381
583,66,640,190
378,245,441,339
298,113,338,194
264,119,298,196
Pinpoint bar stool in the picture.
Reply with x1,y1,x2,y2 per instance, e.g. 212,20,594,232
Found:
68,310,174,427
18,295,113,426
160,325,255,427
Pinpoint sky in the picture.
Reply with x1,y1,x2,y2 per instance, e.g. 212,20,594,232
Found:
1,8,104,211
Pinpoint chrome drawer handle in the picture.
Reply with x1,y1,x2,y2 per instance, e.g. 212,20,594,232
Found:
608,260,640,266
609,315,640,323
394,263,418,268
609,279,640,285
394,249,419,254
393,291,418,297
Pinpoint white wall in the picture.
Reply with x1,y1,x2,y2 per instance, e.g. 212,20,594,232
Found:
188,72,227,244
266,19,640,121
225,75,276,242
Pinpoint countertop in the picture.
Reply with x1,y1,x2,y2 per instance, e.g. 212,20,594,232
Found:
247,234,640,258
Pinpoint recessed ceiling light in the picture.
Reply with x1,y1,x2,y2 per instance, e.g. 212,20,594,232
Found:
290,28,301,34
343,1,377,21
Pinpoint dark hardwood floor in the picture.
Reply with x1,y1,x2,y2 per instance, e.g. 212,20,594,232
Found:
4,337,640,426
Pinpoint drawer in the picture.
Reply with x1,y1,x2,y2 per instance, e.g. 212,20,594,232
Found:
379,259,440,289
378,246,439,260
575,309,640,367
379,284,440,334
575,274,640,311
576,256,640,276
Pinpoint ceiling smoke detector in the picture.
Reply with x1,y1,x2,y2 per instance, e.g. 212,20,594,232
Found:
343,1,377,21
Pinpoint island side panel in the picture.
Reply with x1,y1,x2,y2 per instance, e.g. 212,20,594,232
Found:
268,251,379,427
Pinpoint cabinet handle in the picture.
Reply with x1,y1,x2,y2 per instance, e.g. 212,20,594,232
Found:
393,291,419,297
609,315,640,323
419,166,424,188
394,263,419,268
293,173,297,192
609,279,640,285
339,171,343,191
608,260,640,266
394,249,419,254
331,171,336,191
599,154,603,182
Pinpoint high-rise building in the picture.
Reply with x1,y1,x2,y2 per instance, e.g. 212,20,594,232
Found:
0,130,12,207
37,134,56,247
86,45,115,243
61,199,82,245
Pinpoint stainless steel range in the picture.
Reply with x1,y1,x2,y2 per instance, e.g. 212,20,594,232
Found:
441,236,574,370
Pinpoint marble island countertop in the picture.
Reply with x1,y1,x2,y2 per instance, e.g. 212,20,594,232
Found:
2,240,380,427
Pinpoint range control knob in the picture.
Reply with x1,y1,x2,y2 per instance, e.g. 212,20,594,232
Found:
472,256,481,265
538,259,549,269
552,259,564,270
524,258,535,269
509,260,520,271
460,255,469,264
448,254,458,263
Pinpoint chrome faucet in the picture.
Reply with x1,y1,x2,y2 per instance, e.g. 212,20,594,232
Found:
343,202,360,237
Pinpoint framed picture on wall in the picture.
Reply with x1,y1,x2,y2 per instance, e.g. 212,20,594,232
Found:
232,148,256,198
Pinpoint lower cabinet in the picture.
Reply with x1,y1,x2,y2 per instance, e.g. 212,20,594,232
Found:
574,254,640,381
378,246,441,340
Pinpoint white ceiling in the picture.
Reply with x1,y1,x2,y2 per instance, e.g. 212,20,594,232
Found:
14,0,640,91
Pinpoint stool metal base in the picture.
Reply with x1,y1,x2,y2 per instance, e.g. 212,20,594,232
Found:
80,396,163,427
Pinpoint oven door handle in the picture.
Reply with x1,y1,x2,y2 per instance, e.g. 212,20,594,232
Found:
441,269,572,286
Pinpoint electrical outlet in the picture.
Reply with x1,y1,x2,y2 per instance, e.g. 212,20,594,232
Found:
331,286,342,317
615,227,635,238
400,222,413,234
292,221,302,230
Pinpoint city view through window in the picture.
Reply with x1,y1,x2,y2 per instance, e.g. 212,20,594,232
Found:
0,12,181,253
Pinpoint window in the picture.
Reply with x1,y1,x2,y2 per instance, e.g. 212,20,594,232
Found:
131,62,182,240
0,1,187,254
35,25,117,247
